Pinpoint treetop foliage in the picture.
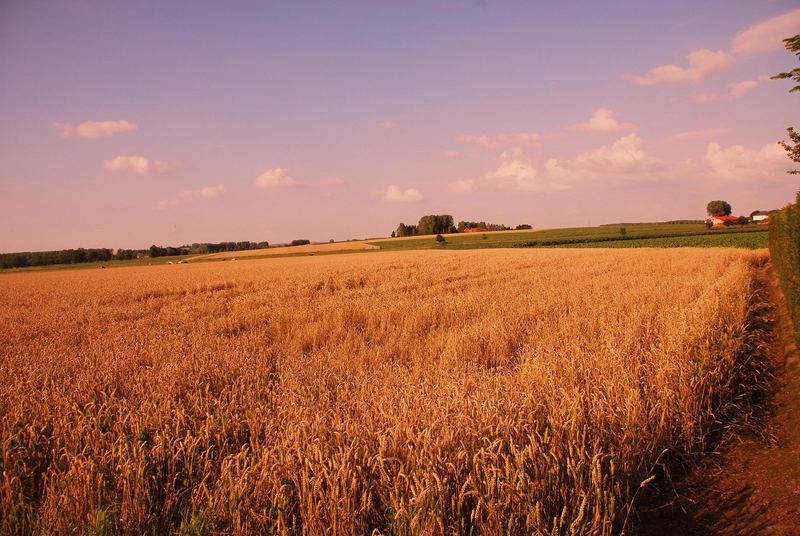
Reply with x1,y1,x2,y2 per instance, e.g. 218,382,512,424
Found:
771,34,800,92
706,200,732,217
418,215,455,235
772,33,800,174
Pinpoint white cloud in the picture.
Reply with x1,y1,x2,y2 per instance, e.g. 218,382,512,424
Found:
448,179,474,193
155,199,181,210
457,134,495,148
52,119,137,139
51,122,73,138
668,128,730,142
483,159,573,192
731,9,800,56
455,134,669,194
623,9,800,89
545,133,664,182
105,156,151,174
378,121,398,129
691,91,720,102
255,168,297,189
703,141,787,180
181,184,225,199
157,184,225,210
104,156,180,175
441,149,460,159
728,80,758,98
572,108,635,133
457,132,541,149
622,49,733,86
152,161,183,174
689,79,761,103
320,176,346,186
383,185,422,202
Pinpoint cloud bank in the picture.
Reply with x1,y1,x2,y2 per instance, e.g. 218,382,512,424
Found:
572,108,635,134
622,9,800,86
383,185,422,202
53,120,137,139
104,156,181,175
256,168,298,189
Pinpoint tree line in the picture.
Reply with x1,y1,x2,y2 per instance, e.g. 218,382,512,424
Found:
184,241,270,254
395,215,455,237
1,240,271,269
0,248,114,269
394,215,531,237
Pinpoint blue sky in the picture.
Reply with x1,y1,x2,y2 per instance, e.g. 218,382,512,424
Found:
1,1,798,251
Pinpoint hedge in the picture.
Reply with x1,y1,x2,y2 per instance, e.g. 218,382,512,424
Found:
769,192,800,345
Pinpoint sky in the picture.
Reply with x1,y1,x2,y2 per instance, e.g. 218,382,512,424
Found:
1,0,798,252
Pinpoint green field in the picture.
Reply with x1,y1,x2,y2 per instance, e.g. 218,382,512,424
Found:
2,224,768,273
370,223,768,251
556,231,768,249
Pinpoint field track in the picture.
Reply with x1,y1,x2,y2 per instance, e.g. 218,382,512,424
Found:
639,267,800,534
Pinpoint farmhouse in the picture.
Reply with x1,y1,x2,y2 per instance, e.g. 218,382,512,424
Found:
750,210,770,223
708,215,740,227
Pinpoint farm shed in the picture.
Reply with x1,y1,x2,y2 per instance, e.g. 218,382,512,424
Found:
708,215,740,227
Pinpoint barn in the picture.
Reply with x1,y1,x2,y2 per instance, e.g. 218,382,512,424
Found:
708,215,740,227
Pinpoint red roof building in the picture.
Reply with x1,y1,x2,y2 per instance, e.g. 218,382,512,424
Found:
708,215,740,227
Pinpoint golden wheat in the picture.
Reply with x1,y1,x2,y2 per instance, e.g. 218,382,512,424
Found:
197,240,376,260
0,248,767,535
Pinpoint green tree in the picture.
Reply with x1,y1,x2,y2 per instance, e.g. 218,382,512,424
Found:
778,129,800,176
435,234,446,244
418,215,454,235
706,200,732,217
736,216,749,226
418,216,435,234
395,223,418,237
772,34,800,174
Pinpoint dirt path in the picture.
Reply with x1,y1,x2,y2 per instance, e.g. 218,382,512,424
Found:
640,266,800,535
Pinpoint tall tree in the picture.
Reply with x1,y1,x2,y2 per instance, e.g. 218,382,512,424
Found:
418,215,454,235
395,223,418,237
771,34,800,174
706,200,732,217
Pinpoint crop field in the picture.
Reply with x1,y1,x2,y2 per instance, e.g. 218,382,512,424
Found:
196,241,377,261
0,249,768,534
370,223,766,251
556,231,769,249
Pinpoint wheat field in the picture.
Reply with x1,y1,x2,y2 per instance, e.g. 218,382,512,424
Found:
196,241,378,261
0,248,768,535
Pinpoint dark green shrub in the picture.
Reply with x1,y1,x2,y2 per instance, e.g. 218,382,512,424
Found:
769,192,800,345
